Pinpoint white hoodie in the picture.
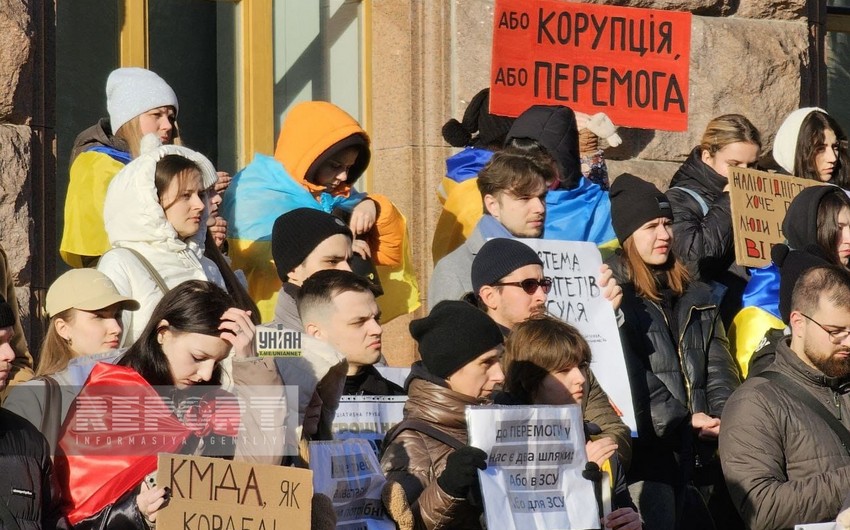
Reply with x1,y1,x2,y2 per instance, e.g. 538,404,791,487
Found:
98,135,224,346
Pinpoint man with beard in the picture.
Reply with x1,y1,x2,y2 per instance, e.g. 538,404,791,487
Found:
470,237,631,470
720,265,850,529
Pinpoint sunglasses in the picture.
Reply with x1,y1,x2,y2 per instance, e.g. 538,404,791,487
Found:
491,277,553,295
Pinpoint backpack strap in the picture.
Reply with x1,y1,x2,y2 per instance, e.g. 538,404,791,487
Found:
382,418,465,455
760,370,850,455
115,247,169,295
670,186,709,216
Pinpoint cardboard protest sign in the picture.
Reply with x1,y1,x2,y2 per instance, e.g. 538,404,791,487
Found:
468,405,599,530
333,396,407,455
490,0,691,131
156,453,312,530
728,167,817,268
519,238,637,435
310,439,395,530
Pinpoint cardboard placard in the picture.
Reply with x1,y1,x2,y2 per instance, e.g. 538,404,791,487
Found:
467,405,599,530
490,0,691,131
519,239,637,435
156,453,312,530
728,167,817,268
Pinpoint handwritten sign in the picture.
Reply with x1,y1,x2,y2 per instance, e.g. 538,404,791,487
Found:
333,396,407,456
519,238,637,435
728,167,816,268
490,0,691,130
311,439,395,530
156,453,312,530
468,405,599,530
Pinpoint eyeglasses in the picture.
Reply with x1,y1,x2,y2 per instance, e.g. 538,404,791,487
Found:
491,277,553,295
801,313,850,344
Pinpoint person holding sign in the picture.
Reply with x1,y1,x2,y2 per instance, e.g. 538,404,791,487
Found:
54,280,257,528
499,315,641,530
773,107,850,188
665,114,762,328
607,174,741,530
381,300,504,530
729,185,850,376
470,237,632,470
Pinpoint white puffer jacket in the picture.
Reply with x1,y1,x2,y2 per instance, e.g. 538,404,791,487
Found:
98,135,224,346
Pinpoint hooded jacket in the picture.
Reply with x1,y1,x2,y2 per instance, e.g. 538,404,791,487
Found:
607,254,740,485
97,138,223,346
60,119,132,268
720,337,850,529
224,102,417,323
381,362,485,530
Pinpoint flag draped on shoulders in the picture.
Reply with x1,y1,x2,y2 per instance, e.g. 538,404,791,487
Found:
728,264,784,378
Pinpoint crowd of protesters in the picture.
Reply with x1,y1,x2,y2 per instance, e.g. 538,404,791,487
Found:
1,66,850,530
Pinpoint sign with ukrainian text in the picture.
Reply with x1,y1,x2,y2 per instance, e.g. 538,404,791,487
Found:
728,167,817,268
156,453,312,530
490,0,691,130
468,405,599,529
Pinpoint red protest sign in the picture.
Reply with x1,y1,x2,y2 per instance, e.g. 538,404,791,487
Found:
490,0,692,131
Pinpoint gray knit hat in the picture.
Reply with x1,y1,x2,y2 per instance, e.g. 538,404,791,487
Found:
106,68,179,133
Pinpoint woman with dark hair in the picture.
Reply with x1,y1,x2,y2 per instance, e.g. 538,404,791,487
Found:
730,185,850,376
607,173,740,530
773,108,850,188
54,280,257,529
500,315,642,530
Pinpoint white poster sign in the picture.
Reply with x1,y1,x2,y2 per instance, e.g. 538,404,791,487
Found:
519,238,637,435
468,405,600,530
310,439,395,530
333,396,407,455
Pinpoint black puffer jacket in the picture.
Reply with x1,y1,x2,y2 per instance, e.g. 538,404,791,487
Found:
666,147,749,326
607,255,741,484
0,408,70,529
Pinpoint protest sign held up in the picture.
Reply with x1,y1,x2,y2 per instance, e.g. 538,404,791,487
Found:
468,405,600,530
333,395,407,456
156,453,312,530
519,238,637,434
728,167,816,268
490,0,692,130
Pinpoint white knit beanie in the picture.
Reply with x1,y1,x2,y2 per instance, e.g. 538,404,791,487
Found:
772,107,826,174
106,67,179,133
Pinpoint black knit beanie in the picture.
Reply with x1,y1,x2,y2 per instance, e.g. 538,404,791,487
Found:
782,185,839,249
442,88,515,149
410,300,504,379
271,208,352,282
773,243,832,323
472,238,543,295
609,173,674,243
0,295,14,329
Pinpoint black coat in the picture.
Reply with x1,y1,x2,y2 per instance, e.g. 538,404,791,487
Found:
0,408,70,530
666,147,749,326
607,255,741,485
344,365,405,396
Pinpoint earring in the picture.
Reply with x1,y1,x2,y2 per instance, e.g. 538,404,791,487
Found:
66,337,72,347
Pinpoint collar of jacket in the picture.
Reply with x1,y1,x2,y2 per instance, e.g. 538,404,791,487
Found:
404,361,487,431
774,336,850,393
668,146,727,202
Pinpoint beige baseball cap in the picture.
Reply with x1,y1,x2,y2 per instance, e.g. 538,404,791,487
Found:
46,269,140,317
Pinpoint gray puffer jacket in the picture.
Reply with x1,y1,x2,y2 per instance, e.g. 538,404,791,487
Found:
720,337,850,529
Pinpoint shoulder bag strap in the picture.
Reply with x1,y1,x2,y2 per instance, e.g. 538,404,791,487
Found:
670,186,709,216
39,375,62,456
382,418,466,455
120,247,169,295
760,370,850,455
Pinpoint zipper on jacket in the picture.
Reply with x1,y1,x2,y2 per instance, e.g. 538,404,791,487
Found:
835,391,843,421
650,300,693,409
676,304,716,411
